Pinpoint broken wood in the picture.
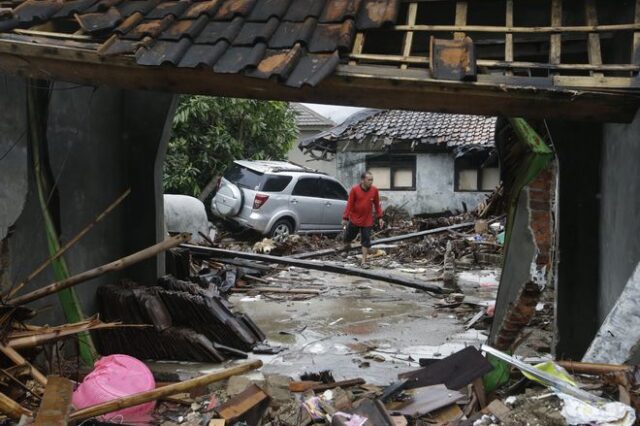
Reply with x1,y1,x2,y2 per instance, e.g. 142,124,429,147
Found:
0,344,47,386
33,376,73,426
556,360,634,375
9,233,190,306
311,378,366,392
292,222,474,259
216,384,270,424
289,380,322,392
231,287,321,295
184,245,450,294
7,317,141,349
6,189,131,299
0,391,32,420
69,360,263,422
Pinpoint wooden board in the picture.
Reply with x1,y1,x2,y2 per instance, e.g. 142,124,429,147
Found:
34,376,73,426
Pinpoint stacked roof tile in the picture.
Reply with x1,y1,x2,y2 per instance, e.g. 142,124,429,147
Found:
301,109,497,150
0,0,401,87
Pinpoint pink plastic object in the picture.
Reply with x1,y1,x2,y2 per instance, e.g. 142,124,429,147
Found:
72,354,156,423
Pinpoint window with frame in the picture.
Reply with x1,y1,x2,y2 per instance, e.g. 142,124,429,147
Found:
454,156,500,192
365,155,416,191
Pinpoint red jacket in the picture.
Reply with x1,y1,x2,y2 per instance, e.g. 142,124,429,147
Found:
343,184,383,227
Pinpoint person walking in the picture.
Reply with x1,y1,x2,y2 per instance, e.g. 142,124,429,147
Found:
342,171,384,266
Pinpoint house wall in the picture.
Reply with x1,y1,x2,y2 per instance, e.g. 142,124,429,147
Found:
287,128,337,176
0,78,176,326
336,151,489,215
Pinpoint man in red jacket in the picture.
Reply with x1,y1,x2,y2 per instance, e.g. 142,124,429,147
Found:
342,171,384,265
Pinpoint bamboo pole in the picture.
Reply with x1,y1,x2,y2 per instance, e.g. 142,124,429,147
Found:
231,287,321,295
6,189,131,299
556,360,633,375
9,233,190,306
0,344,47,386
69,360,263,422
0,391,32,420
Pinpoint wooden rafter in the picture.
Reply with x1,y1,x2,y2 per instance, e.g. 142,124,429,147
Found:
505,0,514,76
549,0,562,67
585,0,603,77
453,1,468,40
634,0,640,65
400,2,418,69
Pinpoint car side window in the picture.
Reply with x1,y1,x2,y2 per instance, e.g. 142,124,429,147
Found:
322,179,348,200
292,178,320,197
262,175,293,192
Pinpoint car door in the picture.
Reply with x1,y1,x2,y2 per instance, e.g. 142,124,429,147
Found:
321,178,349,231
290,177,325,230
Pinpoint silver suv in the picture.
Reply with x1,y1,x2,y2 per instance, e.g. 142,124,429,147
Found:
211,160,349,240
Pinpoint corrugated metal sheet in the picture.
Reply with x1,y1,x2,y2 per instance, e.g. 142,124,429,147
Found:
0,0,401,87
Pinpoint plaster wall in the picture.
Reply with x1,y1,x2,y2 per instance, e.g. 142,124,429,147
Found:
1,79,176,325
287,129,337,177
336,151,488,215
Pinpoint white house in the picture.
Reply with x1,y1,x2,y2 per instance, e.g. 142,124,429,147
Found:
286,103,336,176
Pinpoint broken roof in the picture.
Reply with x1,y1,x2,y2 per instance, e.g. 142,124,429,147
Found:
300,110,497,153
0,0,400,87
291,103,335,130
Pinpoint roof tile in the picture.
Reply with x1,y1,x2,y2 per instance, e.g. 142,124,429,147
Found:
308,20,354,53
117,1,159,18
213,43,267,73
250,43,303,79
147,1,190,19
285,51,340,87
76,6,122,33
159,15,208,40
233,17,279,46
14,0,63,23
182,0,223,19
320,0,362,23
178,40,229,67
195,16,243,44
121,16,175,41
356,0,400,29
269,18,317,49
137,38,191,65
248,0,291,22
214,0,256,20
283,0,325,21
53,0,99,19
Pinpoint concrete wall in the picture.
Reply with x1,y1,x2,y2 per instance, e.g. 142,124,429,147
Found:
1,78,176,325
600,110,640,324
287,129,337,176
336,151,489,215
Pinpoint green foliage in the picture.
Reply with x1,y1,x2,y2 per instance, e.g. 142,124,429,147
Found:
163,96,298,197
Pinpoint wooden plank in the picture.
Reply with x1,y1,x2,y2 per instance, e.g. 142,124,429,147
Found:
585,0,603,77
0,44,634,122
69,361,263,422
401,2,418,69
393,22,640,33
505,0,514,76
0,344,47,386
184,244,450,293
454,1,468,40
349,52,640,72
633,0,640,64
292,222,474,259
34,376,73,426
348,32,365,65
549,0,562,67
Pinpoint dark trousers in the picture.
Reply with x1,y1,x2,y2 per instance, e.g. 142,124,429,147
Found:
344,222,372,248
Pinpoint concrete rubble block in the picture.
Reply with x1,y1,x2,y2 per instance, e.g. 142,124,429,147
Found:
264,374,293,407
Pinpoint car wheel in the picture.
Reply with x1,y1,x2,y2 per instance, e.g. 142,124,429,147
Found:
270,219,293,242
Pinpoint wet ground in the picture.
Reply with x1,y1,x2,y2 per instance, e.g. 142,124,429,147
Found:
148,259,500,386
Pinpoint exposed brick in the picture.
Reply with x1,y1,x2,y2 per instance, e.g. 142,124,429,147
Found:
529,189,551,203
529,200,550,211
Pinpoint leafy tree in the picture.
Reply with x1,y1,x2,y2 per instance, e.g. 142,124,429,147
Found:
163,96,298,200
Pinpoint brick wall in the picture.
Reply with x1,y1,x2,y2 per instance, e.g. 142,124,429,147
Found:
528,165,556,279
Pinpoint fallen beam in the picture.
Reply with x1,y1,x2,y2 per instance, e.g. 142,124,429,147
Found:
69,360,263,422
231,287,322,295
291,222,475,259
8,233,190,306
183,244,450,294
556,360,634,375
